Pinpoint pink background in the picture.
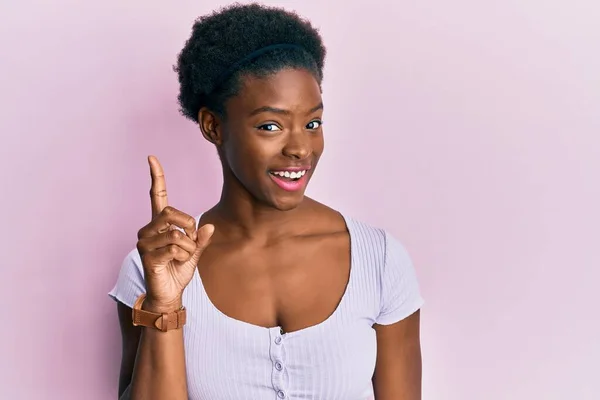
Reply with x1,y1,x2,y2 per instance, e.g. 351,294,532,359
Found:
1,0,598,399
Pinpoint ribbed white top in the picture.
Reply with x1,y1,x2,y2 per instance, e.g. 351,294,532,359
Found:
109,214,423,399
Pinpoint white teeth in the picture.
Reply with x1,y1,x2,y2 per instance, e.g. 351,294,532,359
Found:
271,170,307,179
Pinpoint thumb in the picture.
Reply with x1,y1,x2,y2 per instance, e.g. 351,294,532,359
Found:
190,224,215,261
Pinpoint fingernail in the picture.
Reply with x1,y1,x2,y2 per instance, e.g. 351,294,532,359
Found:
206,224,215,236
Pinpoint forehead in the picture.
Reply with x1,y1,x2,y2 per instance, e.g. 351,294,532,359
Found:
228,68,322,115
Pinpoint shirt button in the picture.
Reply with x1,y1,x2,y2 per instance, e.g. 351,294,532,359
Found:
274,336,282,345
275,361,283,371
277,390,286,399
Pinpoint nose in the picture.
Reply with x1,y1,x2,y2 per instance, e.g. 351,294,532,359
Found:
282,130,311,160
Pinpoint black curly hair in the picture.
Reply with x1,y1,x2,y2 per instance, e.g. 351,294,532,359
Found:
174,3,327,122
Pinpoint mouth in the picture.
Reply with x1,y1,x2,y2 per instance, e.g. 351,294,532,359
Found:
268,168,310,192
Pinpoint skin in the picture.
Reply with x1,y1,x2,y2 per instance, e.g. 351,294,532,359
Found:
117,68,421,399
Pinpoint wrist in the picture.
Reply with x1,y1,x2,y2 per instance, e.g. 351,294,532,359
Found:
142,296,183,314
132,293,187,332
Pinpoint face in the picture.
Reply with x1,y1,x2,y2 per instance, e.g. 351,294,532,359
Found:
200,68,324,211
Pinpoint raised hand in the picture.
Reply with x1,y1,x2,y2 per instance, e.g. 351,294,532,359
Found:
135,155,214,312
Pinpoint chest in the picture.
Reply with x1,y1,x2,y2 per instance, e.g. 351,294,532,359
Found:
181,311,377,400
196,234,350,333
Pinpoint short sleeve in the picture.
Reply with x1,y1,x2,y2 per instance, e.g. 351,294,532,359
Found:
108,248,146,308
375,232,424,325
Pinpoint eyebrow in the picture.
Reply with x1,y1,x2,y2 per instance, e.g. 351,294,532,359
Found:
249,102,324,117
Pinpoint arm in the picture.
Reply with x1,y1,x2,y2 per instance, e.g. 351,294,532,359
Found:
123,299,189,400
117,302,141,398
372,310,422,400
112,156,214,399
116,300,188,400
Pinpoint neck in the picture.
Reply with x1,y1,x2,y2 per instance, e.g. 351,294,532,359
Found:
210,171,311,242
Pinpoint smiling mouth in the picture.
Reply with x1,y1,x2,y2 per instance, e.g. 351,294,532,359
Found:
268,169,308,181
268,169,310,192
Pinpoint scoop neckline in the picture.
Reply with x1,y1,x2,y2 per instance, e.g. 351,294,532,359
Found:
192,212,355,337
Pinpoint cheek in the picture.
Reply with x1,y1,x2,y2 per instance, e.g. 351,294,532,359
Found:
223,132,274,177
311,132,325,157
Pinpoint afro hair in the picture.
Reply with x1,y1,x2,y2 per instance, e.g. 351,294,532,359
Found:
174,3,326,122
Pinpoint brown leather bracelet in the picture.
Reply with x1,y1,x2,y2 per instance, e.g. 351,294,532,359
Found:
132,293,186,332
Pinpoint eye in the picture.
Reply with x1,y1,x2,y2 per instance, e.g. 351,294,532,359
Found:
306,119,323,130
257,123,281,132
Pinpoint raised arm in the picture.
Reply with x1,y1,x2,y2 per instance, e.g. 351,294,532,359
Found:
117,156,213,400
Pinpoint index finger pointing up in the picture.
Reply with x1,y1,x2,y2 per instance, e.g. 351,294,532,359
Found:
148,155,168,218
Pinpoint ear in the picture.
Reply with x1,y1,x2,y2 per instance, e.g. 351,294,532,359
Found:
198,107,223,146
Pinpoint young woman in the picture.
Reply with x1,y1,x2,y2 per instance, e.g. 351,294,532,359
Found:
110,4,424,399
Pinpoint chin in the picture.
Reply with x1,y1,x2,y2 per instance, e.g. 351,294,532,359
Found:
268,192,306,211
255,173,311,211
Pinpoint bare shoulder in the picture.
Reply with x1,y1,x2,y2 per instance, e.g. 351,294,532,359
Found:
301,198,348,236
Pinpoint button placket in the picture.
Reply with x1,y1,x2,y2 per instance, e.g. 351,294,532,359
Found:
269,327,287,397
